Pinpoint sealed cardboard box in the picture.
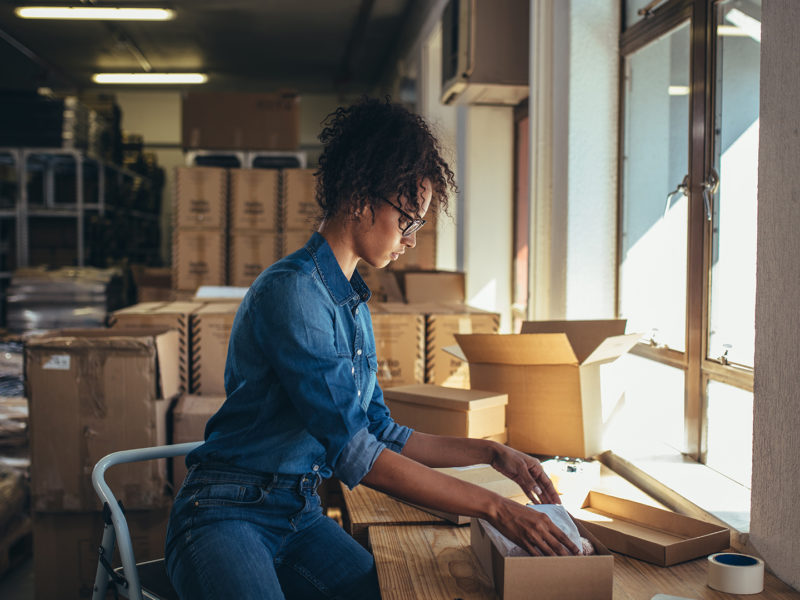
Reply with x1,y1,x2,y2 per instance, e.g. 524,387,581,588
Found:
400,270,465,304
370,303,425,388
384,384,507,439
470,516,614,600
172,394,226,488
425,304,500,388
182,91,299,150
173,229,227,291
283,168,318,230
33,508,169,600
229,230,279,287
282,229,313,259
110,301,206,393
450,320,640,457
230,168,279,231
191,302,239,395
175,167,228,229
25,328,180,511
573,491,730,566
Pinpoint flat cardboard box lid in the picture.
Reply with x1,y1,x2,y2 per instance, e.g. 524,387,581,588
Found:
383,384,507,411
520,320,626,363
453,333,580,366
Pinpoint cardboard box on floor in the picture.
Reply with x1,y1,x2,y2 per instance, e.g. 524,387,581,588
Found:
191,302,240,395
383,384,507,440
25,328,180,511
175,166,228,229
229,168,279,230
172,394,226,489
370,303,425,388
33,507,169,600
573,491,730,566
110,301,206,393
470,516,614,600
448,320,640,457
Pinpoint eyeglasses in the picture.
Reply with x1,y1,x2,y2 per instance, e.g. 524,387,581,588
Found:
382,198,427,236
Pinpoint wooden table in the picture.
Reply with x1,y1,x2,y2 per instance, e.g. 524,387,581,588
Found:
370,524,800,600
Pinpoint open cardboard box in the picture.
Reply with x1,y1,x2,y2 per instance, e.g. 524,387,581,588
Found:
446,319,640,457
470,516,614,600
404,464,528,525
384,384,507,439
572,490,730,566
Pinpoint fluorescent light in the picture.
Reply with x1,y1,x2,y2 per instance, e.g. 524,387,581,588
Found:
92,73,207,84
15,7,175,21
718,25,750,37
724,8,761,43
668,85,690,96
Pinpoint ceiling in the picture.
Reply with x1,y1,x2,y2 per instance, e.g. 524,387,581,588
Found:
0,0,435,95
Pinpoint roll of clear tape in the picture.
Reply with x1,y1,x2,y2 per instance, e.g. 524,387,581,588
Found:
707,552,765,594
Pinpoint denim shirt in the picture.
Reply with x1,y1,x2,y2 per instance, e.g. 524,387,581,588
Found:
186,232,412,488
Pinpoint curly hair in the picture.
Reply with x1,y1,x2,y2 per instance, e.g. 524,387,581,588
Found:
314,97,456,222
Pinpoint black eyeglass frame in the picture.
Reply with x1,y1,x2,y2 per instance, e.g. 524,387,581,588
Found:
381,198,427,236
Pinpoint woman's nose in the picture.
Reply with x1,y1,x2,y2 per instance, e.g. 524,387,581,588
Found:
401,231,417,248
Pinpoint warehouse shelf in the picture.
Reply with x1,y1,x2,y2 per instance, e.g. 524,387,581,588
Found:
184,149,307,169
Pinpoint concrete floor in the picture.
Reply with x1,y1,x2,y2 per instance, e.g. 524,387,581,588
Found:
0,556,34,599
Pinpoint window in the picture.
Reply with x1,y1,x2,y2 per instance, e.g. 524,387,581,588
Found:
616,0,760,488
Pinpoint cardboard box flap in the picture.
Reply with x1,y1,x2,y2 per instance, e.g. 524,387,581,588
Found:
27,327,167,350
582,332,641,366
383,384,507,411
154,329,181,399
520,320,627,363
454,333,579,366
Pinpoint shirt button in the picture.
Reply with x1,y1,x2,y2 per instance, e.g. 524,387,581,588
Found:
357,390,361,397
355,308,359,315
356,349,362,356
351,367,355,375
312,465,319,472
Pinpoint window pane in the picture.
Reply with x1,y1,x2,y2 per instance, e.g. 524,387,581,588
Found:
708,0,761,368
619,22,689,351
706,380,752,487
606,354,685,453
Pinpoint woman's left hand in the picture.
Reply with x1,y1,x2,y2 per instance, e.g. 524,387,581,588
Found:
490,445,561,504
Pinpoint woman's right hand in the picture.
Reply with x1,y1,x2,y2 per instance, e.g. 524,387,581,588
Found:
490,498,580,556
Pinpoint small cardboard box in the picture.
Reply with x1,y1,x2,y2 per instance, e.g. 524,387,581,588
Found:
172,394,226,489
384,384,507,439
370,303,425,388
175,167,228,229
470,516,614,600
110,301,206,393
282,229,314,259
33,507,169,600
400,270,465,304
182,91,299,150
425,304,500,388
229,168,279,231
229,230,279,287
173,228,227,291
25,328,180,511
573,491,730,566
191,302,240,395
450,320,640,457
283,168,319,230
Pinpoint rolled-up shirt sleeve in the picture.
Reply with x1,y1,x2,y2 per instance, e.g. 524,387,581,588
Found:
366,383,412,453
250,272,384,488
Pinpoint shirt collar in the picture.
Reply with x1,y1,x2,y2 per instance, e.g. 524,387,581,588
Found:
305,232,372,306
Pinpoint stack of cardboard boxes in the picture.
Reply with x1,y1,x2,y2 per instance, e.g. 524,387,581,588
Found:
282,168,318,255
25,328,180,599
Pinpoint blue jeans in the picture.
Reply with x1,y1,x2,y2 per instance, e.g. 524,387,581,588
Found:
165,464,381,600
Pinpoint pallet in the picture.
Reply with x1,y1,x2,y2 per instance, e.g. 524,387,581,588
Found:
0,514,32,579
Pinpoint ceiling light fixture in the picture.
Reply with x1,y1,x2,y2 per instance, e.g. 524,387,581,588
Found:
668,85,690,96
724,9,761,43
15,7,176,21
92,73,207,84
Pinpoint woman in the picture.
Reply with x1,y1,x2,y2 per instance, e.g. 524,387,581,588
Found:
165,98,578,600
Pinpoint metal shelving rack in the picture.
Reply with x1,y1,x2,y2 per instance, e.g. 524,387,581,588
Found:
0,146,160,271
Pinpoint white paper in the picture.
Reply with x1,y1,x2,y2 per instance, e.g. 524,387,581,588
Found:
43,355,70,370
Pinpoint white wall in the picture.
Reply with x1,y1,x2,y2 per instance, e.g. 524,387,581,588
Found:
750,0,800,588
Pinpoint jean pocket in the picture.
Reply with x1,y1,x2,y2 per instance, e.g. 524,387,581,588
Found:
193,482,265,507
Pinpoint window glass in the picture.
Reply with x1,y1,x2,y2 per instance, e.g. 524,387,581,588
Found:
619,22,690,351
706,380,753,487
708,0,761,368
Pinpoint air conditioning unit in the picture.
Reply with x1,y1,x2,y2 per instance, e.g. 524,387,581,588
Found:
441,0,529,106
